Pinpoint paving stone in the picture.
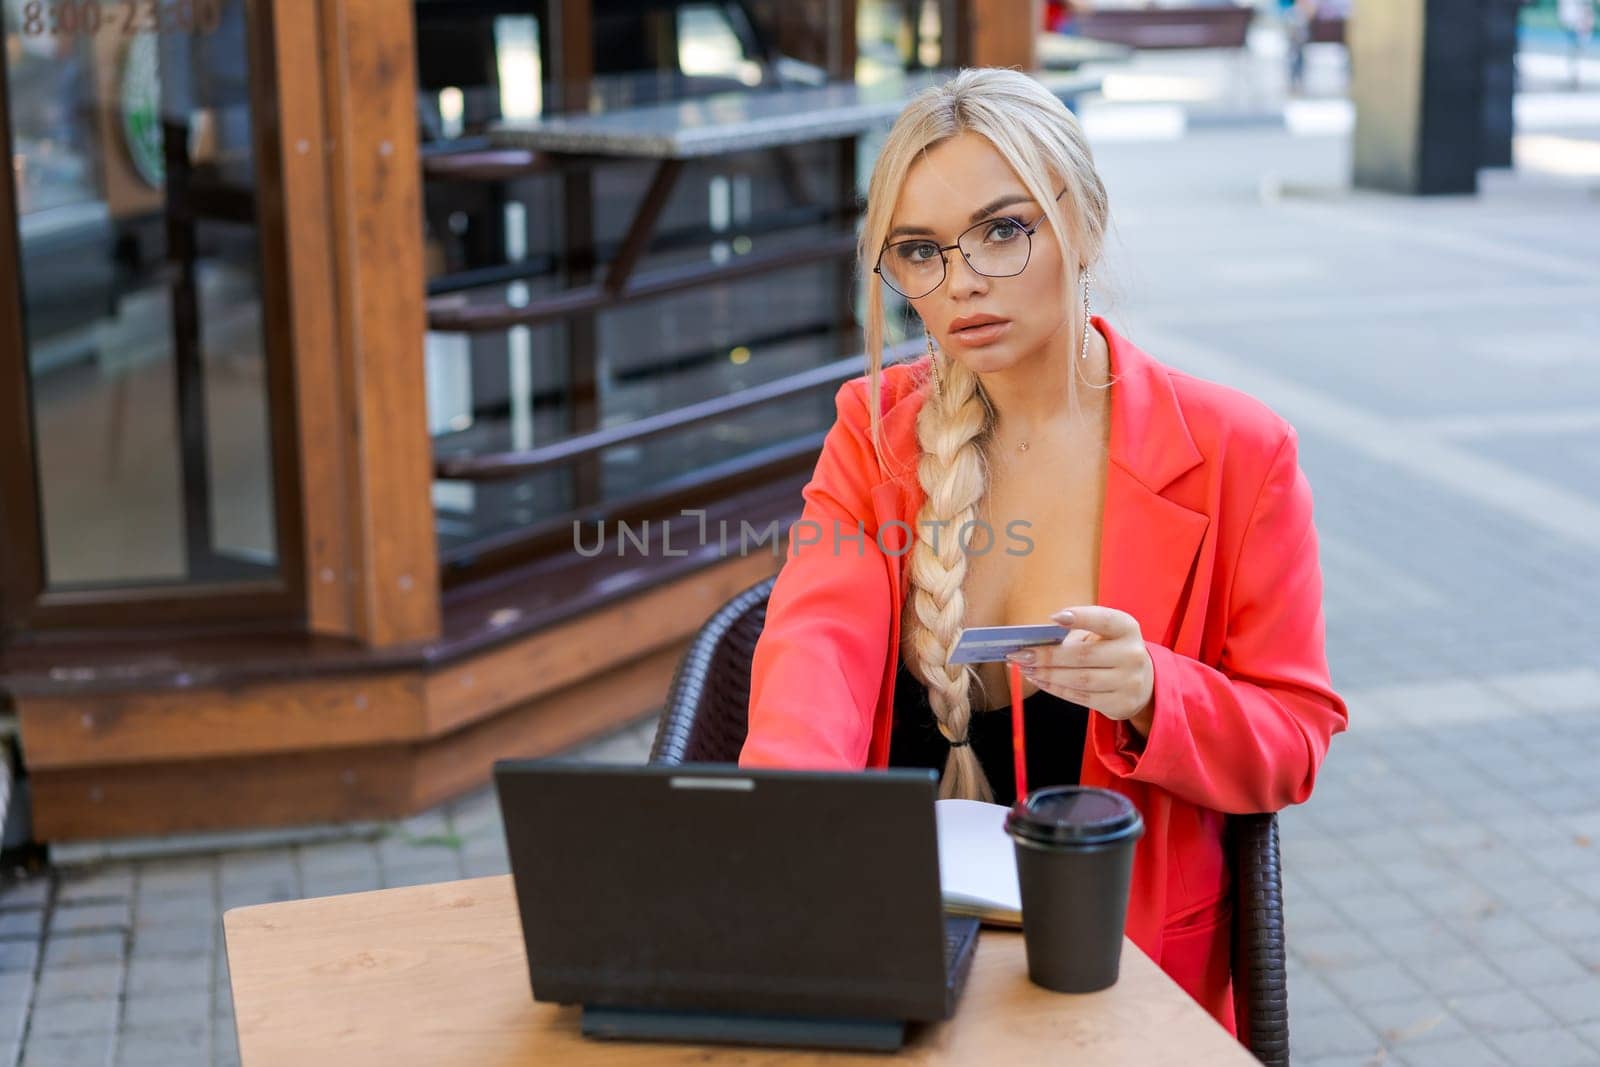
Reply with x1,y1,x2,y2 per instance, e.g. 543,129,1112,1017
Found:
1488,944,1592,987
1483,1027,1600,1067
122,991,211,1031
445,789,502,839
0,942,39,975
40,933,125,969
1402,953,1510,998
1330,888,1431,930
47,903,131,936
1379,856,1462,891
19,1033,114,1067
1339,827,1431,863
1291,927,1388,970
1287,1005,1383,1061
1286,892,1348,935
1393,1035,1510,1067
1564,869,1600,904
132,894,216,930
395,811,452,840
1414,823,1499,855
1528,784,1600,816
1524,976,1600,1026
1293,860,1391,899
54,868,134,905
376,836,461,873
217,850,296,886
1471,864,1585,908
125,955,210,995
0,972,32,1007
1526,900,1600,942
1287,969,1346,1016
1373,920,1472,963
0,880,50,911
1353,994,1466,1049
1442,912,1549,953
295,841,379,878
212,982,234,1020
1283,836,1364,871
0,992,27,1047
1416,880,1501,921
460,851,510,879
1446,988,1558,1034
1484,668,1600,713
299,871,382,899
133,862,215,902
114,1024,210,1067
219,883,297,912
1523,839,1600,878
0,911,42,941
25,995,119,1037
213,1019,241,1067
33,963,124,1003
129,920,215,961
380,860,463,890
1567,938,1600,975
1320,960,1429,1006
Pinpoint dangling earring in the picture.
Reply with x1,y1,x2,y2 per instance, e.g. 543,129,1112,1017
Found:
1080,269,1094,361
926,328,944,399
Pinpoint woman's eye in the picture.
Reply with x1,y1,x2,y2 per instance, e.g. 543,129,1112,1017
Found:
895,241,940,264
984,219,1022,242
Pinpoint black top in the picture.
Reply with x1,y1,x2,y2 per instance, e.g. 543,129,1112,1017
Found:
887,659,1090,807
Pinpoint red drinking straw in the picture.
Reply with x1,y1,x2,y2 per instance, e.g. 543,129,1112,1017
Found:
1008,659,1027,799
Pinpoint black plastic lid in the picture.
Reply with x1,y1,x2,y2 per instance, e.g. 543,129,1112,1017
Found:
1005,786,1144,848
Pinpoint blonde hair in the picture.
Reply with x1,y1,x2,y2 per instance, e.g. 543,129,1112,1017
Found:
857,68,1111,801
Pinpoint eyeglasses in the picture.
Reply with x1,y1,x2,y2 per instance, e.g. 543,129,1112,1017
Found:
874,189,1067,300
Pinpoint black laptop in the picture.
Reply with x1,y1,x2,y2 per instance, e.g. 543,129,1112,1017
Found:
492,760,981,1051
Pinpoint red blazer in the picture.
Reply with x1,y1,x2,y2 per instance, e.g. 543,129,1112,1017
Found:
738,316,1347,1032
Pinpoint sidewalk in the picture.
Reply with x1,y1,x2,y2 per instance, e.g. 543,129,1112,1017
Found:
1069,20,1600,142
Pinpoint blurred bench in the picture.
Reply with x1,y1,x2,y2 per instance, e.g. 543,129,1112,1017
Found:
1070,6,1254,51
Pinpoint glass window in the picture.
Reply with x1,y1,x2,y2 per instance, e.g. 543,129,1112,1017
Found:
3,0,281,589
417,0,857,576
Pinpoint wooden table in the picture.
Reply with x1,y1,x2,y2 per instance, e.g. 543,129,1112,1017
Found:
225,875,1258,1065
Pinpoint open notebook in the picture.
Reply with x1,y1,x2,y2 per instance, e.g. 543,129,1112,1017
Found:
935,799,1021,927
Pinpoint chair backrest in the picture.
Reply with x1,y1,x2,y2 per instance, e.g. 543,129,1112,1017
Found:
649,574,772,764
650,575,1287,1064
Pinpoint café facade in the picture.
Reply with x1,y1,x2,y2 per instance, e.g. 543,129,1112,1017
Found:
0,0,1045,841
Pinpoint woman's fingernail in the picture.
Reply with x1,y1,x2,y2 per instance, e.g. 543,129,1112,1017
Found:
1052,611,1073,625
1007,650,1036,665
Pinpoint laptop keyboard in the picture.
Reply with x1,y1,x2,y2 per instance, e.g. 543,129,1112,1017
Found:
942,915,981,979
943,926,965,967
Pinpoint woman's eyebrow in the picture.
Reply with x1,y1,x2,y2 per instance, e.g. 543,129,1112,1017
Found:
887,193,1037,240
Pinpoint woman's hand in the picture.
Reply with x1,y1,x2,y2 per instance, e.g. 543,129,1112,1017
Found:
1005,606,1156,737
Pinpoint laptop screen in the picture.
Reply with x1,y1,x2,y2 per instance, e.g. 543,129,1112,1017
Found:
494,761,952,1021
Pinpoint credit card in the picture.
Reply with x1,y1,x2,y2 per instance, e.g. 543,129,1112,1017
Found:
949,624,1072,664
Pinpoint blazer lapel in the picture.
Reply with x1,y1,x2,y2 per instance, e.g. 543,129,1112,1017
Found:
1094,319,1210,651
871,320,1210,651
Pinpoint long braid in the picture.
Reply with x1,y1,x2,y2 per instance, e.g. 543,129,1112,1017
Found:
859,68,1115,799
903,350,996,801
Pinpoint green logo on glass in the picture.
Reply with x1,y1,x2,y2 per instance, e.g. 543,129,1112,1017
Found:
120,35,164,188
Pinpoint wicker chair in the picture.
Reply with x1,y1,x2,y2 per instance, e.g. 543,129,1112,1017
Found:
650,574,1288,1066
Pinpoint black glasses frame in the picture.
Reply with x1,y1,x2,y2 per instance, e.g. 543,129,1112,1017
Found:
873,189,1068,300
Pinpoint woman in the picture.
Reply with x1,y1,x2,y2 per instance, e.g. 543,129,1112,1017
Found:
738,68,1347,1033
